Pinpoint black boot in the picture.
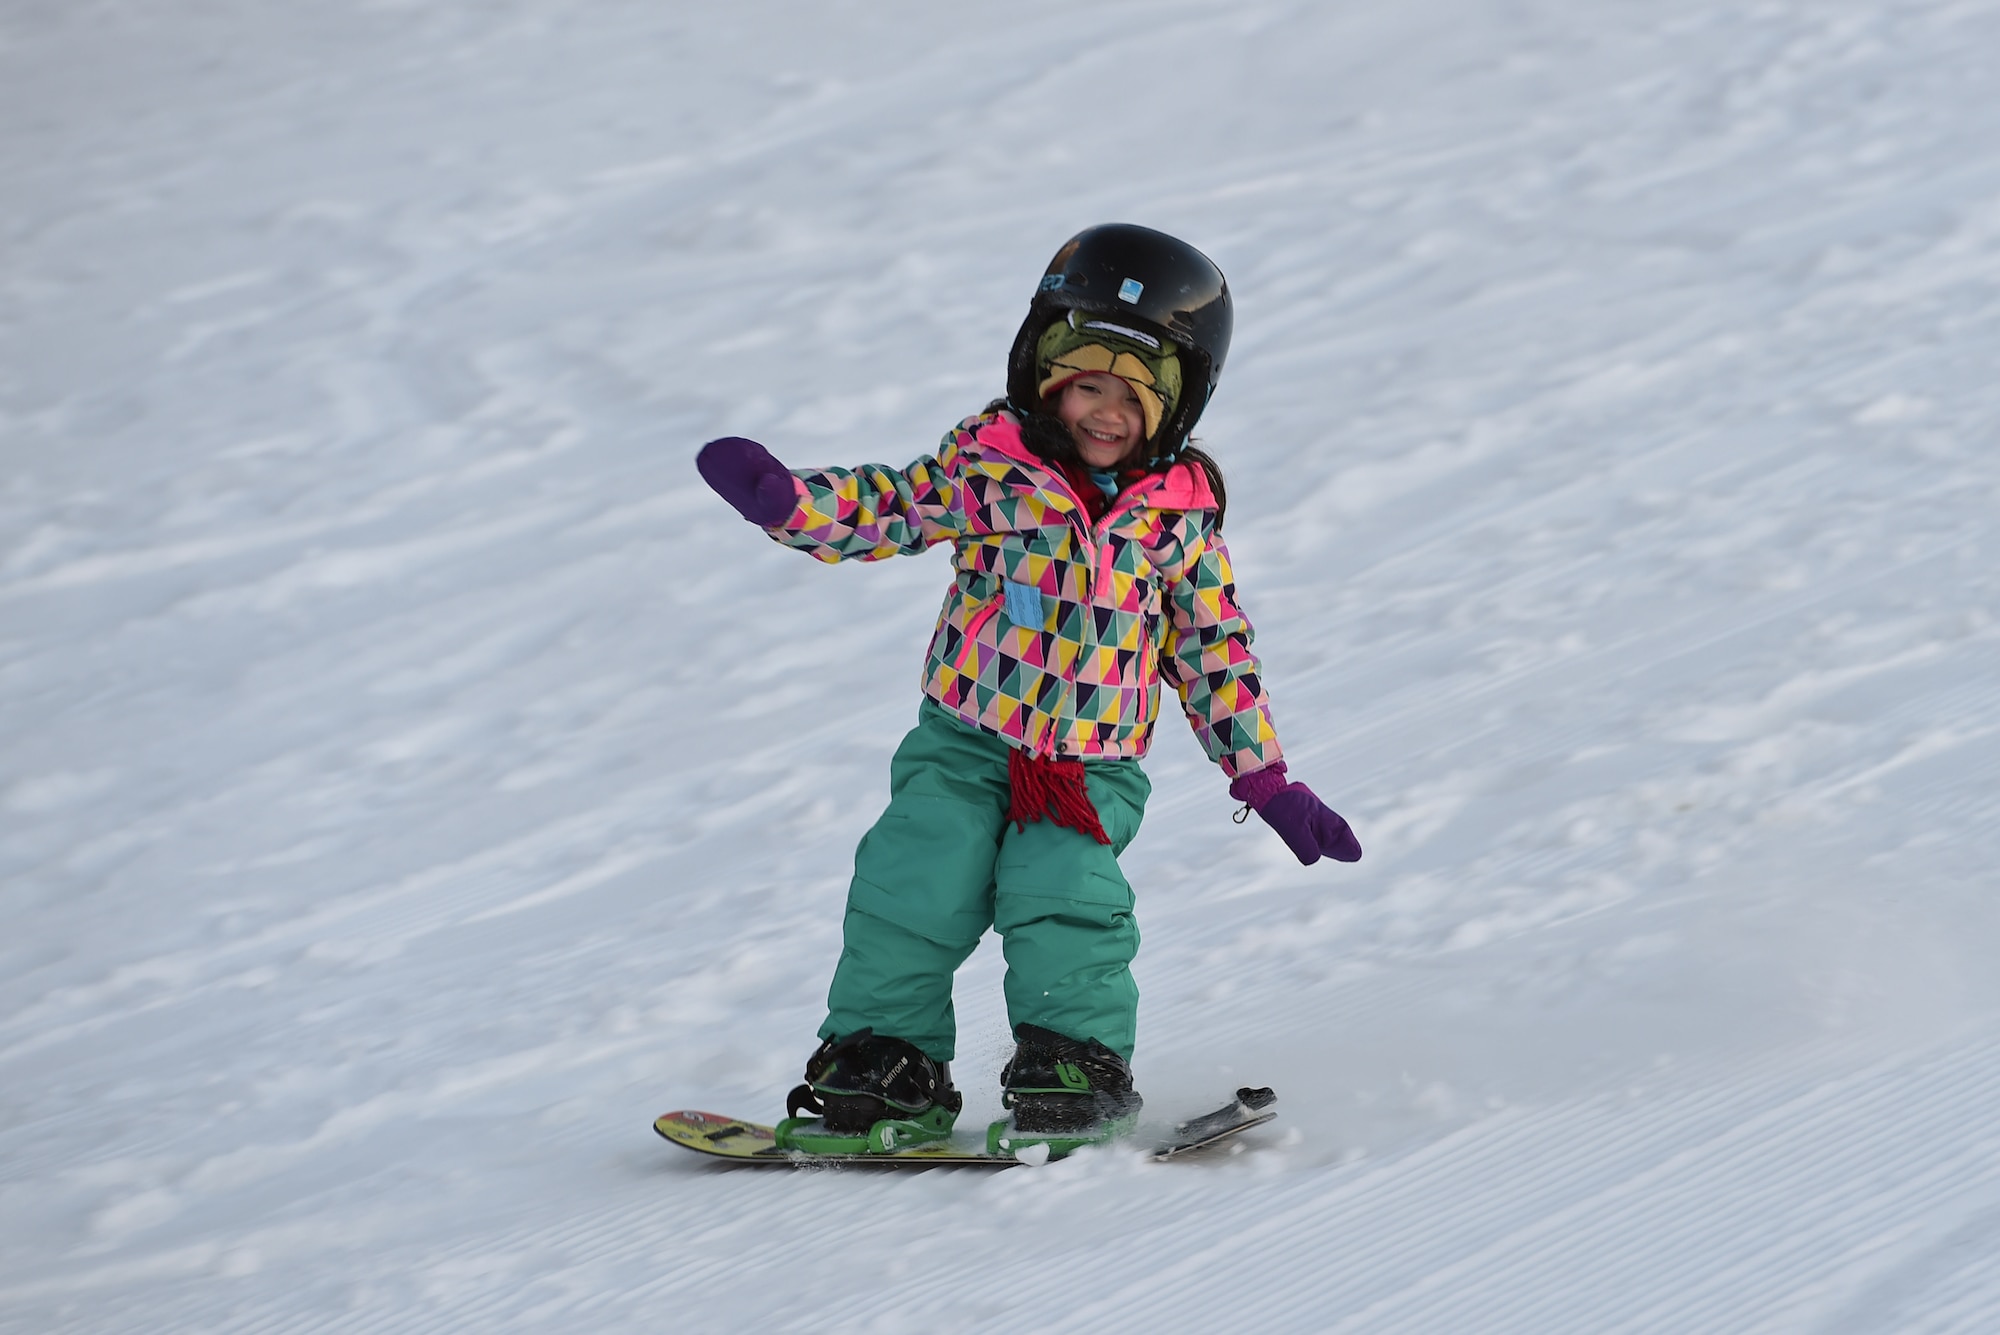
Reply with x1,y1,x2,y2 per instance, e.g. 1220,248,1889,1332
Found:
787,1029,960,1134
999,1023,1142,1133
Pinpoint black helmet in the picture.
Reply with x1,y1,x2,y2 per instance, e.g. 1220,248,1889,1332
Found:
1005,223,1233,459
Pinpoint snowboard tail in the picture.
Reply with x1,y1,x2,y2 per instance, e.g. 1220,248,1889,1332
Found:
654,1087,1276,1167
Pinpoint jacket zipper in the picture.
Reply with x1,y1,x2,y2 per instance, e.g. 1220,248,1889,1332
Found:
994,456,1166,755
1036,463,1160,601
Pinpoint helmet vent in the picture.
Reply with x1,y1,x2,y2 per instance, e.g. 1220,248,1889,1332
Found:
1074,314,1163,350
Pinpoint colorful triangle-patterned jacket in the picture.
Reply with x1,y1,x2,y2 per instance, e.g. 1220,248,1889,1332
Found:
763,408,1283,779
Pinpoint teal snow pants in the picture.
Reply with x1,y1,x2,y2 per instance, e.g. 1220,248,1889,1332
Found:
819,700,1151,1063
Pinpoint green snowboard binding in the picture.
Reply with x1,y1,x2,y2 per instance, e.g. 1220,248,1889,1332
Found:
985,1108,1141,1161
776,1102,959,1155
777,1029,962,1157
989,1023,1145,1160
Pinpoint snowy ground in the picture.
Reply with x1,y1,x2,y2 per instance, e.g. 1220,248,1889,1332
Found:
6,0,2000,1330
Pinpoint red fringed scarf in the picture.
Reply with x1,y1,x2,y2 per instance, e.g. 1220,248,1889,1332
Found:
1007,746,1112,845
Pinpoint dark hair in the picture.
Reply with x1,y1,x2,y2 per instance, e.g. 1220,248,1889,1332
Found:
986,399,1229,531
1174,443,1228,532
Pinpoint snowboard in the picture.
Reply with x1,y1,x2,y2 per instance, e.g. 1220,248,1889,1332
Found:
654,1086,1277,1167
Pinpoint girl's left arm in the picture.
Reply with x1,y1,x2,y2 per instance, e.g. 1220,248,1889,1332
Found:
1159,531,1284,778
1161,524,1362,866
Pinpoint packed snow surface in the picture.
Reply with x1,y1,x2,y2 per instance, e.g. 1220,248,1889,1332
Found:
6,1,2000,1331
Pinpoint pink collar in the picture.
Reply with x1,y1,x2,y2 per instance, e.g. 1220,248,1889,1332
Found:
972,413,1217,511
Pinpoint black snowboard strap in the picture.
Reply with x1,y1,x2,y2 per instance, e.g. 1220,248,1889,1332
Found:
786,1082,825,1118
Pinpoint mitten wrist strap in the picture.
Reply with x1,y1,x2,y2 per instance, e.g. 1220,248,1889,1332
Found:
1228,761,1290,811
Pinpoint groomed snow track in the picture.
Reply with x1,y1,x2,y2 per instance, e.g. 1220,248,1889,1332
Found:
5,1,1999,1331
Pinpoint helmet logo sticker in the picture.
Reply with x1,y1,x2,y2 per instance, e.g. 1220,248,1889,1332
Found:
1118,277,1144,303
1039,273,1066,291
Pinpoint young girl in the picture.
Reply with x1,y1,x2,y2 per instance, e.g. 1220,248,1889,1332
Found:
697,223,1361,1150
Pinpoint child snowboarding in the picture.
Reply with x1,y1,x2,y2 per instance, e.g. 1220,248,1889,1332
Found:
696,223,1361,1155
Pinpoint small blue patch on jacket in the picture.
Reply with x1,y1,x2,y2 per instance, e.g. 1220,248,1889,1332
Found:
1003,580,1046,629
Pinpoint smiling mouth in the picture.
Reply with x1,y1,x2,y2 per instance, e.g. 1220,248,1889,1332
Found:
1082,427,1124,443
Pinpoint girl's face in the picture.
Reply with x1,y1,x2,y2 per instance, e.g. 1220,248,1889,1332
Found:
1054,373,1146,469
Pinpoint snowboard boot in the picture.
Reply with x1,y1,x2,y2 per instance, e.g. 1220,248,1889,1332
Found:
998,1023,1143,1135
778,1029,962,1154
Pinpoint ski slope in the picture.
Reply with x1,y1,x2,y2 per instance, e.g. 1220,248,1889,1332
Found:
5,0,2000,1330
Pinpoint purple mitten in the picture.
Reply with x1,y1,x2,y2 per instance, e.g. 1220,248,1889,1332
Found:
1230,762,1363,865
697,436,797,527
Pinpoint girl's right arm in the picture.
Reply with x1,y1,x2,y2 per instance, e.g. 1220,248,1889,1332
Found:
769,452,964,563
696,432,967,563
